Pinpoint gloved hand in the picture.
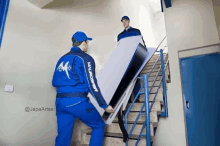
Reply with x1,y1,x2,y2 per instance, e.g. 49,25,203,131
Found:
105,105,115,113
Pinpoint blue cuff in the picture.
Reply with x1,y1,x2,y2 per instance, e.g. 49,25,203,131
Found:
100,104,108,110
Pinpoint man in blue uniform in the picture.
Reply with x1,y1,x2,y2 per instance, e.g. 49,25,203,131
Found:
52,31,115,146
118,16,146,102
117,16,146,46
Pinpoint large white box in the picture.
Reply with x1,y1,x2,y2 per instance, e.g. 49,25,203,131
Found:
87,36,156,124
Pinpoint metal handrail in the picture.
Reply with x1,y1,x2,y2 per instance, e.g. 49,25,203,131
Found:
125,52,168,114
125,49,169,146
148,55,162,77
149,56,169,111
125,74,151,146
147,35,167,76
144,74,151,146
156,36,167,51
124,77,146,146
148,53,167,77
148,53,168,94
125,79,145,138
135,49,169,146
160,50,169,117
124,35,168,146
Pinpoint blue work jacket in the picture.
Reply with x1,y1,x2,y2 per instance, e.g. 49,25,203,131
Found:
52,47,108,109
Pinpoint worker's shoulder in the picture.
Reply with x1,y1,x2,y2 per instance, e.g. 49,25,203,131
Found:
118,30,126,37
58,53,69,60
131,27,141,32
75,53,94,63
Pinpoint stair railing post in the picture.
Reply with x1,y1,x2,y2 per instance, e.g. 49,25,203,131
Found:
144,74,151,146
125,111,128,146
160,49,168,117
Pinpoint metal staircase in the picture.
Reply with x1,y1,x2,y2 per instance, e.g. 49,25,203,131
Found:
79,48,170,146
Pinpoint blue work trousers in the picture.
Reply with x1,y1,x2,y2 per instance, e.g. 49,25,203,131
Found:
55,97,106,146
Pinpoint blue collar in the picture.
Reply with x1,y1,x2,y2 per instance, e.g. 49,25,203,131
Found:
70,46,82,52
124,26,133,32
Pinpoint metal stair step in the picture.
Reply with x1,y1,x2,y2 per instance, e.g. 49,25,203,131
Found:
140,71,162,77
140,74,162,79
150,57,168,61
113,111,158,124
70,141,87,146
139,82,161,88
148,58,168,64
143,67,161,72
139,76,169,84
106,122,154,136
149,58,168,64
148,81,161,86
126,101,161,112
139,89,164,104
145,64,161,69
147,76,162,82
147,62,162,66
141,69,161,74
151,54,167,58
141,68,168,75
112,120,148,124
145,64,167,70
83,132,152,146
112,119,159,128
140,86,163,93
142,67,162,73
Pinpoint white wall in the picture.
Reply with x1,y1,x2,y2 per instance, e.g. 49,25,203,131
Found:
213,0,220,40
138,0,167,49
153,0,220,146
0,0,166,145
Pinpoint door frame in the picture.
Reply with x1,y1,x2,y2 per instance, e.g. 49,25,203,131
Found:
178,43,220,146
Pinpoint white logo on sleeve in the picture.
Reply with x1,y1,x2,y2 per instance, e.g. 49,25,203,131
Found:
88,62,98,92
57,62,72,79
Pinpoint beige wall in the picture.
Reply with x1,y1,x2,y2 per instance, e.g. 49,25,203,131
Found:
213,0,220,40
27,0,54,8
0,0,166,145
153,0,220,146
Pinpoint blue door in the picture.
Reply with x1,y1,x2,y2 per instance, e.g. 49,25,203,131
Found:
180,53,220,146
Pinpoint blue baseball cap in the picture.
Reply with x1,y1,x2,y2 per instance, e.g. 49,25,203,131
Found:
72,31,92,43
121,16,130,22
